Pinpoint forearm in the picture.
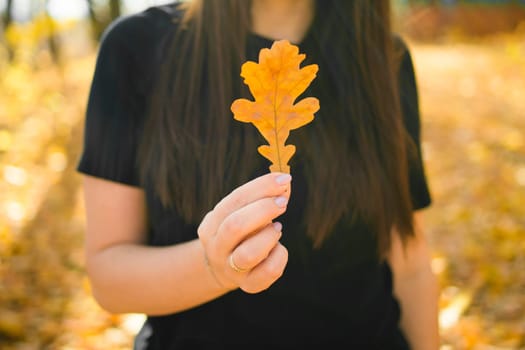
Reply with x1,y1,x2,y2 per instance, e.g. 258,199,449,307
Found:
86,239,230,316
394,268,440,350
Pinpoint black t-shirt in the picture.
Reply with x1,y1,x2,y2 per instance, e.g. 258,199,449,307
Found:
78,3,431,349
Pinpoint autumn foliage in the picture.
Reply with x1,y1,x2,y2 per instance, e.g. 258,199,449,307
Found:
231,40,320,174
1,15,525,350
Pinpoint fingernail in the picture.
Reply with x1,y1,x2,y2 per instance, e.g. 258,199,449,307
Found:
275,174,292,185
274,196,288,208
273,222,282,232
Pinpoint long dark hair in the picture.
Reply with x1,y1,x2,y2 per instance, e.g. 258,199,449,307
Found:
138,0,415,256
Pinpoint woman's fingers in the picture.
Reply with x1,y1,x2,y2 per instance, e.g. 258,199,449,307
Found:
239,243,289,294
205,196,286,278
215,172,291,218
215,196,288,250
229,222,282,272
198,172,291,243
196,172,292,290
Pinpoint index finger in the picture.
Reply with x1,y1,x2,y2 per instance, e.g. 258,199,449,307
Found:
198,172,291,239
215,172,291,222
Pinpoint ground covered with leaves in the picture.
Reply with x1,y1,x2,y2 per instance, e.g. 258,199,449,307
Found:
414,34,525,349
0,34,524,349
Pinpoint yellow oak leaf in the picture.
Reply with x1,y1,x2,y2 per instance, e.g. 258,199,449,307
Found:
231,40,320,173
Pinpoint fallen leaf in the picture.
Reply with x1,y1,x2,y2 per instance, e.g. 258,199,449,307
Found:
231,40,320,173
439,289,473,330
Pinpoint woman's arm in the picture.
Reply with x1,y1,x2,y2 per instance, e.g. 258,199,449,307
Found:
83,173,291,316
388,212,440,350
83,175,227,315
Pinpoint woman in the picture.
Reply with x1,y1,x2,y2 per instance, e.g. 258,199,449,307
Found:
78,0,439,348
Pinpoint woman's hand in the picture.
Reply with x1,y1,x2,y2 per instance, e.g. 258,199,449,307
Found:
197,172,292,294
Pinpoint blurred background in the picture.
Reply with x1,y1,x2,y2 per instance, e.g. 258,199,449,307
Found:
0,0,524,349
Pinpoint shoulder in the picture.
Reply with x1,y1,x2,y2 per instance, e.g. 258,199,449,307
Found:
392,34,418,79
97,2,184,58
392,34,415,69
94,2,185,94
392,34,409,53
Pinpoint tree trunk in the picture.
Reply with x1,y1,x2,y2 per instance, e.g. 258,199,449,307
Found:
109,0,121,20
3,0,15,60
45,11,60,65
87,0,103,40
4,0,13,28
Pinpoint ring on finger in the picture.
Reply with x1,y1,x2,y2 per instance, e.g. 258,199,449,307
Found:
229,253,248,273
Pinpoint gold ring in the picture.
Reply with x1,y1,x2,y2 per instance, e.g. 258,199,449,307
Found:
229,253,248,273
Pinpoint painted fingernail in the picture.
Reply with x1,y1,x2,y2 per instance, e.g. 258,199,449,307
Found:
275,174,292,185
274,196,288,208
273,222,283,232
